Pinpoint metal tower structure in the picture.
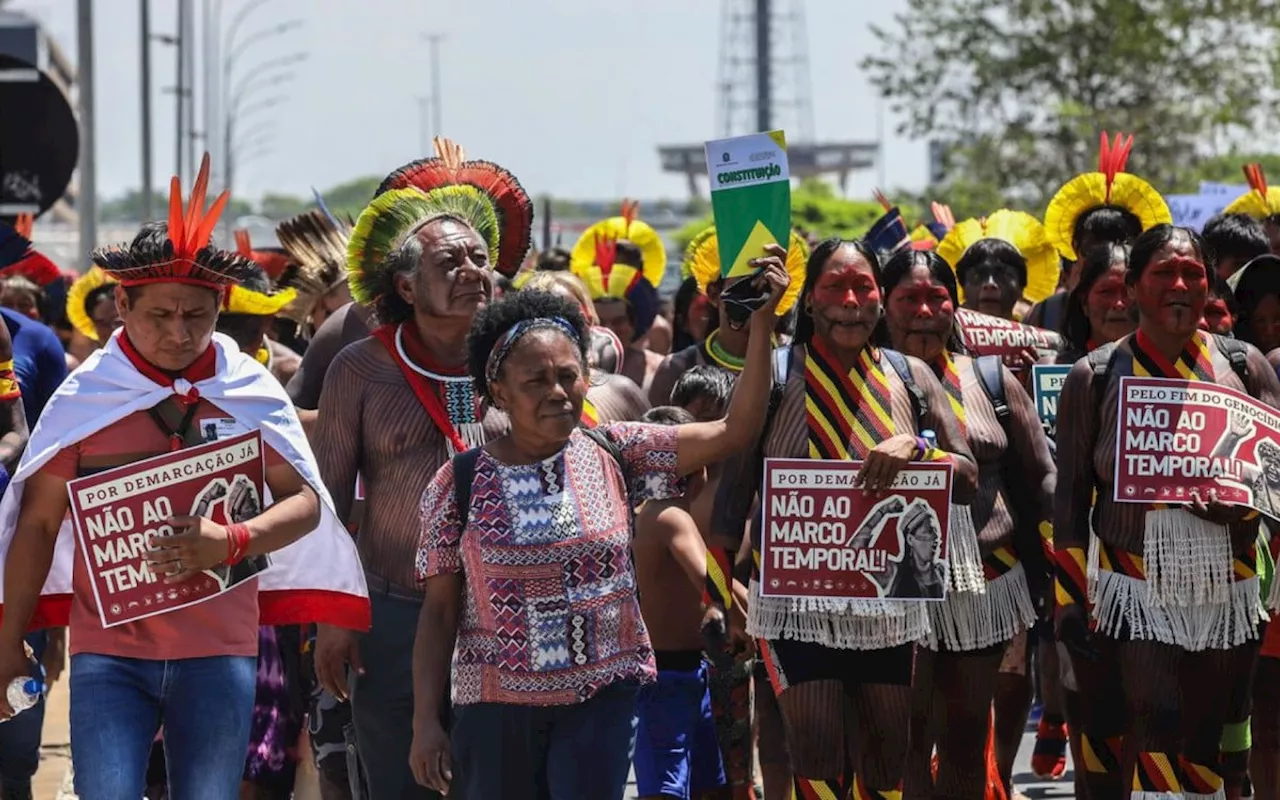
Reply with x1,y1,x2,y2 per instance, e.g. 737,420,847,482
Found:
715,0,815,142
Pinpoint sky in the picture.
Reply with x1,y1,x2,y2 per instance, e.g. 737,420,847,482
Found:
17,0,925,204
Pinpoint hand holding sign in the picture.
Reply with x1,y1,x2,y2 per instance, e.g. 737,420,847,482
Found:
146,514,231,584
1187,487,1252,526
857,434,919,491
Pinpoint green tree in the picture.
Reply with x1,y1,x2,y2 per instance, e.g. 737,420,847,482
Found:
320,176,383,222
865,0,1280,211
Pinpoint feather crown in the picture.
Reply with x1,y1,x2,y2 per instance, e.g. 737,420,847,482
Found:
232,228,292,281
937,209,1061,305
372,137,533,277
1044,131,1171,261
66,266,116,341
0,213,60,287
569,199,667,300
94,153,256,288
1224,163,1280,220
276,209,351,325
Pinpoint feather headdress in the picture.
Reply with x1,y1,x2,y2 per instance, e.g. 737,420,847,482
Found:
1224,163,1280,220
367,136,533,278
1044,132,1171,261
682,224,807,316
66,267,116,341
863,190,913,263
233,229,292,281
94,153,256,288
275,209,351,326
568,201,666,340
0,213,61,287
937,209,1061,305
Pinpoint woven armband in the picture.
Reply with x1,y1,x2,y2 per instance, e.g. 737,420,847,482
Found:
704,546,733,609
0,360,19,401
1054,546,1088,609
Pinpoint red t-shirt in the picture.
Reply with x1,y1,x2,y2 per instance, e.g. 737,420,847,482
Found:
41,400,284,660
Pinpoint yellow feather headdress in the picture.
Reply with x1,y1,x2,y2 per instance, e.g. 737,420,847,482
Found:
937,209,1061,305
569,200,667,299
681,224,807,316
1225,163,1280,220
1043,132,1171,262
223,283,298,317
66,266,115,341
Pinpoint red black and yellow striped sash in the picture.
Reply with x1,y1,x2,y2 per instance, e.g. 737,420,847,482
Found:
1131,752,1224,796
936,353,966,437
1080,733,1123,775
1099,541,1257,582
806,339,895,461
983,544,1018,581
580,397,600,428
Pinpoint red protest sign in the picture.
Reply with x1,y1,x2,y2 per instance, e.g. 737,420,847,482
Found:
956,308,1063,368
67,430,270,628
1113,377,1280,516
760,459,953,600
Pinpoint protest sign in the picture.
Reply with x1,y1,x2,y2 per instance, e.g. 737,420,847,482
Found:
705,130,790,281
1166,194,1230,232
1113,377,1280,518
67,430,270,628
1031,364,1072,427
956,308,1064,368
759,458,953,601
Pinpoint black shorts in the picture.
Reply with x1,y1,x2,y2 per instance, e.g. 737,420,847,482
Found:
761,639,913,693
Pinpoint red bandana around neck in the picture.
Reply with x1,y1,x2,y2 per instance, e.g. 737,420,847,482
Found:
117,330,216,406
370,323,478,454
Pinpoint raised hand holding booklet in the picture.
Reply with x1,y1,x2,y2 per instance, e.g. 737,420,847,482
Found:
705,131,791,281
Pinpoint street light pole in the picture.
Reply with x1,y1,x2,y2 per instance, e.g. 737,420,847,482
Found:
140,0,154,220
77,0,97,260
175,0,186,180
422,33,446,138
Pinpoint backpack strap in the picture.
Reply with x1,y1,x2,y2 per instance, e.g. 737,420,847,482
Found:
452,447,483,531
882,348,927,433
973,355,1010,425
1216,335,1254,395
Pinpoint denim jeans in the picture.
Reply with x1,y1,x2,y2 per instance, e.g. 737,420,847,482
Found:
450,679,640,800
0,632,46,791
350,588,437,799
69,652,256,800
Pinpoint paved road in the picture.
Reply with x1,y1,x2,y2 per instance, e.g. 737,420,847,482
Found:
624,722,1077,799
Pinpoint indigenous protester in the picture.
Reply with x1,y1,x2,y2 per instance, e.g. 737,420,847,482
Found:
1031,132,1173,783
519,270,650,425
66,267,122,353
878,248,1052,800
1055,224,1280,800
1225,164,1280,256
1059,243,1136,361
715,237,978,799
411,254,787,797
570,200,667,391
275,208,354,351
0,156,369,798
0,277,44,324
633,404,730,800
1202,213,1270,281
313,137,531,799
1202,275,1238,337
1229,253,1280,800
937,209,1060,323
671,276,715,354
213,264,301,386
0,316,36,800
1026,132,1170,337
648,224,806,407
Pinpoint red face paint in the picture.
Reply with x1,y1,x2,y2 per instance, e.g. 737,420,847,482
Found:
813,266,880,309
1133,242,1208,336
1199,296,1233,336
1084,266,1134,344
886,268,954,360
808,249,881,352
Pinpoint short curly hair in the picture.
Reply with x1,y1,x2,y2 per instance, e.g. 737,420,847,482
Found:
467,290,590,404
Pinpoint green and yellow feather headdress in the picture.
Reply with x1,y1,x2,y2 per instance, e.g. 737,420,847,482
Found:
347,137,533,307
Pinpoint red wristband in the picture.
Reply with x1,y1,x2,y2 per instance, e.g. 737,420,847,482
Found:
225,523,251,566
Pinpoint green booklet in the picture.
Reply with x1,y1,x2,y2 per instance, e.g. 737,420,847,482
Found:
705,131,790,280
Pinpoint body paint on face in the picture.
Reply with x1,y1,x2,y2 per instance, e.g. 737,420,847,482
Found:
1085,266,1134,345
1200,296,1234,336
809,247,882,353
886,267,954,360
1131,234,1209,336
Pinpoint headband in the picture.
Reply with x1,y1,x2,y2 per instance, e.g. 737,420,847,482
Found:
485,317,581,385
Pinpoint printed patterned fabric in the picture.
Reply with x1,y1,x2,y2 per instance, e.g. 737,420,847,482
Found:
417,423,684,706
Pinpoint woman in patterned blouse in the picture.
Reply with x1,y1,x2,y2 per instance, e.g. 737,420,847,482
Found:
409,250,790,800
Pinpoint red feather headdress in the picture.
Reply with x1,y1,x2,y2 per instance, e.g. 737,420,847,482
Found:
0,212,61,286
375,138,533,276
93,153,256,288
233,228,292,280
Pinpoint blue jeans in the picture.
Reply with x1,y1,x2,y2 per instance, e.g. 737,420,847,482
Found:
450,679,640,800
69,653,256,800
0,632,46,790
351,588,436,799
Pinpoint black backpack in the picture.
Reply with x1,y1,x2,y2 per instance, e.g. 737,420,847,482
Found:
451,429,626,530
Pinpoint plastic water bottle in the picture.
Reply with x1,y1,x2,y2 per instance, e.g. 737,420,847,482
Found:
1,641,43,720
